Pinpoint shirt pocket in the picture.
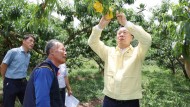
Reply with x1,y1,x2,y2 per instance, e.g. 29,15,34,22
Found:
105,71,114,92
120,76,140,95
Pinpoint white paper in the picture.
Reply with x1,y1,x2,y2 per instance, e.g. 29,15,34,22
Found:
65,93,80,107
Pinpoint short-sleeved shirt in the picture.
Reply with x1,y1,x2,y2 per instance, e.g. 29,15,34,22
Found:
2,46,31,79
57,64,68,88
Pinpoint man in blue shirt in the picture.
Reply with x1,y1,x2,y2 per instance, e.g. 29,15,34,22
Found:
0,34,35,107
23,39,67,107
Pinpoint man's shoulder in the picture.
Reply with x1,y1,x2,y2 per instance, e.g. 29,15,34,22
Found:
33,65,54,77
35,67,53,73
32,64,55,82
10,47,20,51
6,47,20,55
9,47,22,53
34,61,54,72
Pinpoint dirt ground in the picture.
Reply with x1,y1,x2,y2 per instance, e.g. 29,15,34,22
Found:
78,99,102,107
0,98,103,107
0,101,103,107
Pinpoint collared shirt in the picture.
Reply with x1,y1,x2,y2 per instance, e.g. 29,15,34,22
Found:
88,21,152,100
3,46,31,79
34,59,59,107
57,64,68,88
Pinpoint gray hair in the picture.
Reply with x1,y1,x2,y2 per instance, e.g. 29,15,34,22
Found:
45,39,61,56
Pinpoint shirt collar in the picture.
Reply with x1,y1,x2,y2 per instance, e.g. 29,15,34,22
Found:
20,46,25,52
116,45,134,52
20,46,30,53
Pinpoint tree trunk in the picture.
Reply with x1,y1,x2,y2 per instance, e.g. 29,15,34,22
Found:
184,60,190,78
178,56,190,79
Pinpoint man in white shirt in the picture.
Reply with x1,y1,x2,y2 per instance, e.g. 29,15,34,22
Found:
57,63,72,107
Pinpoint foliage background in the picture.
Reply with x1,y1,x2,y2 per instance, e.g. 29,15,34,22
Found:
0,0,190,106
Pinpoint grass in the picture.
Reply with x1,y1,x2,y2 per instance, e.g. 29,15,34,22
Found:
69,63,190,107
0,63,190,107
141,64,190,107
69,68,104,102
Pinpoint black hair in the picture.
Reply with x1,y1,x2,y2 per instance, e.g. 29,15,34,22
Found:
23,34,36,40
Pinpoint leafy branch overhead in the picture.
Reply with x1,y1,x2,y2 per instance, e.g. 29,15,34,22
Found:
76,0,134,20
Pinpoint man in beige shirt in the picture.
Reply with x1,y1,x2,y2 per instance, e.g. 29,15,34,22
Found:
88,12,152,107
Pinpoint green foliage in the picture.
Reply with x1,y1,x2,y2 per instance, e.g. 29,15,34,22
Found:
0,0,190,106
0,0,147,71
79,0,135,19
69,69,104,102
141,64,190,107
68,63,190,106
0,0,67,67
171,0,190,63
172,42,183,57
149,0,190,76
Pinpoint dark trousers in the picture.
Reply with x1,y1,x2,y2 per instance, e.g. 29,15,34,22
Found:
103,96,140,107
3,77,27,107
60,88,66,107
